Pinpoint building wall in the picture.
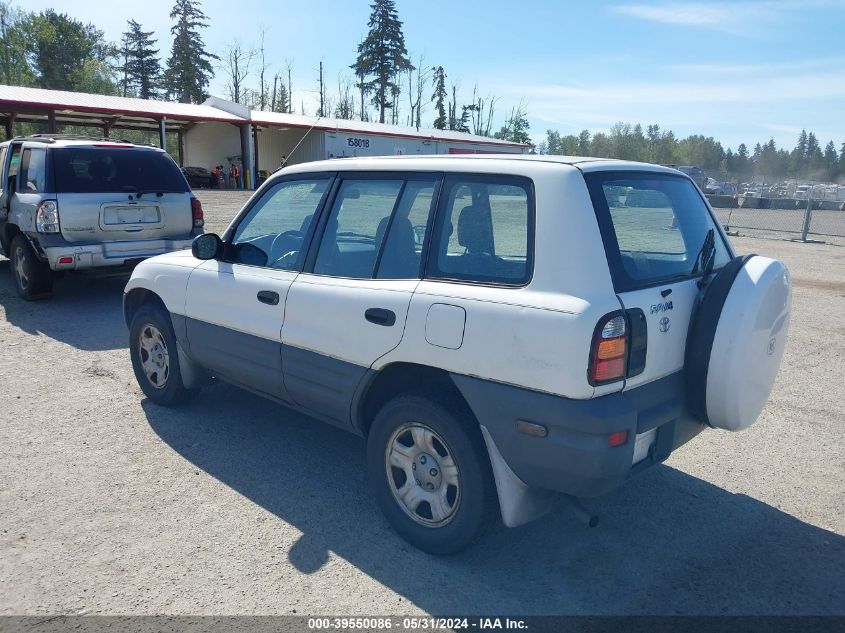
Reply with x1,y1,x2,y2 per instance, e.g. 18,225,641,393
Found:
183,121,243,170
323,130,525,159
256,127,325,172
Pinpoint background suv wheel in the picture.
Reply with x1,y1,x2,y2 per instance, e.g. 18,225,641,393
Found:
9,235,53,300
366,394,497,554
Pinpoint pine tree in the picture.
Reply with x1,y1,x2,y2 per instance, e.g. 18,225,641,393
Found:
431,65,446,129
352,0,413,123
164,0,217,104
120,20,161,99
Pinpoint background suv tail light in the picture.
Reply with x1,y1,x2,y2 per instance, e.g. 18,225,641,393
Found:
589,312,628,385
191,198,204,228
35,200,60,233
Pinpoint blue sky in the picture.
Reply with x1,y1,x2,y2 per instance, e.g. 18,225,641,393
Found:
43,0,845,150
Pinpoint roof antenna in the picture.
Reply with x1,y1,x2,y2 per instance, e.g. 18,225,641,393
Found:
279,116,321,170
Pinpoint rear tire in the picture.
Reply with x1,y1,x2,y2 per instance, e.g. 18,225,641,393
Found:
129,303,199,406
366,394,497,555
10,235,53,300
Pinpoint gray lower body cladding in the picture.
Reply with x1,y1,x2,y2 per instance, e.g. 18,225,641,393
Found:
169,311,702,500
451,371,705,498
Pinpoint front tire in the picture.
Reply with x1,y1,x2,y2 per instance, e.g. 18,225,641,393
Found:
10,235,53,300
129,303,199,406
366,395,497,555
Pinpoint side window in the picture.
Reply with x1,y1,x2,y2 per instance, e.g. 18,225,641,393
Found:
376,179,437,279
428,175,532,285
230,177,331,269
313,179,403,279
20,148,46,193
7,144,22,184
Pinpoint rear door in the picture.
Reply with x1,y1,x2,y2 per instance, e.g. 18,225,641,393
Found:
51,145,192,243
281,173,439,424
583,170,733,389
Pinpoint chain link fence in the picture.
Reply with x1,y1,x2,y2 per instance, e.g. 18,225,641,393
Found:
707,195,845,246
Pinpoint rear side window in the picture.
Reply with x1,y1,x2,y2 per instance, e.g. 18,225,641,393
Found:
20,148,46,193
585,172,731,291
52,148,188,194
428,174,533,285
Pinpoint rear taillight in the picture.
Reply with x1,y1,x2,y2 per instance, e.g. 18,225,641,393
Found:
35,200,60,233
589,313,628,385
191,198,204,228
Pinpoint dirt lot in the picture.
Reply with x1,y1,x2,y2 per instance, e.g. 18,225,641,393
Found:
0,191,843,616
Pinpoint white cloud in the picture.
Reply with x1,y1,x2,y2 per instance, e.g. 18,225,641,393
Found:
612,1,840,34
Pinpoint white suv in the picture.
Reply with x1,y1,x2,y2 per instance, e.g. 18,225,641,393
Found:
123,156,791,554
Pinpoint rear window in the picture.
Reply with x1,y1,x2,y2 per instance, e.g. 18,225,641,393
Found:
585,172,731,291
52,147,188,194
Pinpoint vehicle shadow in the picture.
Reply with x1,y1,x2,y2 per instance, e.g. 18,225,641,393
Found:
0,258,128,351
143,383,845,616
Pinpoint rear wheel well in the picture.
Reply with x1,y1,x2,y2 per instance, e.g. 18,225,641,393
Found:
1,223,21,254
123,288,168,329
358,363,478,437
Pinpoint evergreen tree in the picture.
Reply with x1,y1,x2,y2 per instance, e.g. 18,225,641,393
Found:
164,0,217,104
353,0,413,123
431,65,447,129
823,141,838,182
120,20,161,99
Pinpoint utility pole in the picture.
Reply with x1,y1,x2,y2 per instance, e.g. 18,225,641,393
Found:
319,60,324,117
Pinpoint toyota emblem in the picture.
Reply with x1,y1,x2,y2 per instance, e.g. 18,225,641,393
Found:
658,317,670,333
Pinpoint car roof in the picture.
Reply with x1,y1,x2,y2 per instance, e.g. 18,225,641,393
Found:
279,154,685,177
0,137,163,150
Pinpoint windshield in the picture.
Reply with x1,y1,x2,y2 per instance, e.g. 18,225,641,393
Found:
585,171,732,292
52,147,189,194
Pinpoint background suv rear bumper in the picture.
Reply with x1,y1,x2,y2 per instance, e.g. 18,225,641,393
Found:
451,371,705,500
34,234,198,271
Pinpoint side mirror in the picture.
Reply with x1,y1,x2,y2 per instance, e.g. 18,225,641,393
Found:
192,233,222,260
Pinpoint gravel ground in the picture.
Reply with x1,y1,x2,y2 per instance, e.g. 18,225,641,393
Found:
0,191,843,616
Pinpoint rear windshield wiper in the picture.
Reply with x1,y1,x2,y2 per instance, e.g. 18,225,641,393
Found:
691,228,716,284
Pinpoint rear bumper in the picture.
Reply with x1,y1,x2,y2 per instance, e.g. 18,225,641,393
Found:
34,233,197,271
451,371,705,499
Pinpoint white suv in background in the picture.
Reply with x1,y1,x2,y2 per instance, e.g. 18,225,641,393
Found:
123,156,791,554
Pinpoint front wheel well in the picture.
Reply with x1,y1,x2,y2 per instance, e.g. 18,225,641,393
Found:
123,288,168,329
1,223,21,253
357,363,478,437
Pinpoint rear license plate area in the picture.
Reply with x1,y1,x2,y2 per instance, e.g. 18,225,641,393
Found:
102,205,160,225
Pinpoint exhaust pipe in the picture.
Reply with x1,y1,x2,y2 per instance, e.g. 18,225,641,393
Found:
565,496,599,528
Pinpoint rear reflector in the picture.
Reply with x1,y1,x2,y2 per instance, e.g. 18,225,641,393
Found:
515,420,548,438
58,256,73,265
608,430,629,447
191,198,204,228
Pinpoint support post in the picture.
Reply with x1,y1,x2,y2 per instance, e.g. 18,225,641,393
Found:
253,126,259,187
47,109,57,134
159,118,167,151
791,197,824,244
240,124,255,189
4,112,16,140
177,130,184,166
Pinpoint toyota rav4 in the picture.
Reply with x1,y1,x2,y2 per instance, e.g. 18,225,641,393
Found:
123,155,791,554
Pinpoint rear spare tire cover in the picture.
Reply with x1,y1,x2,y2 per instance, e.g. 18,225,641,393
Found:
686,255,791,431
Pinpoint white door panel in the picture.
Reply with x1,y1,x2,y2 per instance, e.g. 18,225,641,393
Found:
185,260,296,340
282,274,418,366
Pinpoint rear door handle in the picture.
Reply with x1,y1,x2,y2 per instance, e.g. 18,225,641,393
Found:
257,290,280,305
365,308,396,326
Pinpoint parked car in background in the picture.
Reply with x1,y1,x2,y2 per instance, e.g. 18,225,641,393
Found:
705,178,737,196
0,135,205,299
124,155,791,554
181,166,215,189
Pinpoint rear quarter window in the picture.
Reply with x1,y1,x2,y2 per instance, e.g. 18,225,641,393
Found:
585,172,731,291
